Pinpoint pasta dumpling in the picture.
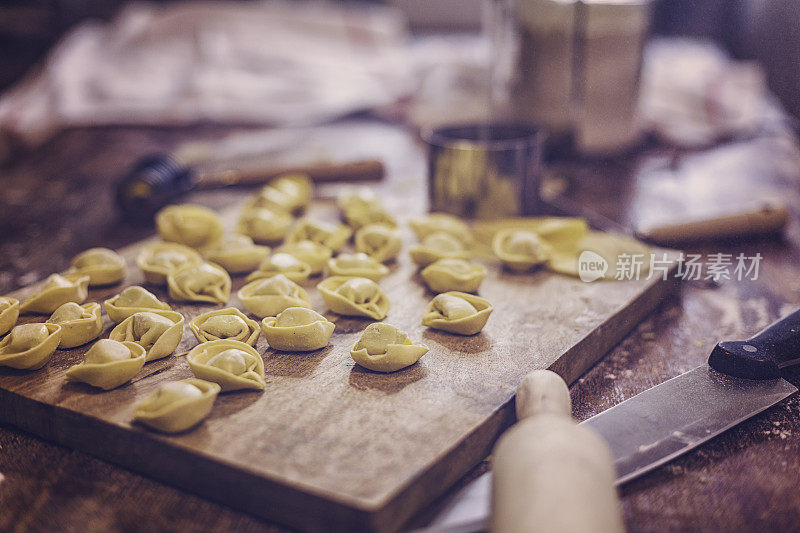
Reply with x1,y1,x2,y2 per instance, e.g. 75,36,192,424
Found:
156,204,223,250
203,234,269,274
354,223,402,263
261,307,335,352
286,219,352,252
189,308,260,346
248,174,313,214
69,247,126,286
237,275,311,318
492,229,552,272
317,277,389,320
326,253,389,281
349,323,428,373
187,340,265,392
46,302,103,348
422,292,493,335
0,297,20,336
245,252,312,284
337,187,380,214
137,242,203,285
276,240,332,275
344,204,397,231
133,379,220,433
409,232,471,267
104,286,173,324
109,310,184,362
410,213,474,247
421,259,487,293
237,206,294,244
65,339,146,390
0,323,62,370
19,274,90,314
167,262,231,304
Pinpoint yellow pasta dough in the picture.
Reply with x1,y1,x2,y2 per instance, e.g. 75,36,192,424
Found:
472,217,588,247
422,292,493,335
68,247,127,286
492,229,553,272
167,262,231,304
326,252,389,281
409,232,471,267
410,213,474,247
186,339,266,392
203,234,269,274
349,323,428,373
104,286,173,324
546,231,650,279
248,174,313,214
133,378,220,433
261,307,335,352
65,339,146,390
245,252,312,284
317,277,389,320
189,308,260,346
137,242,203,285
421,259,487,293
276,240,332,275
156,204,224,250
237,206,294,244
0,297,20,336
109,310,184,362
285,219,352,252
337,187,381,214
354,223,403,263
237,275,311,318
46,302,103,348
344,203,397,231
0,322,62,370
19,274,89,314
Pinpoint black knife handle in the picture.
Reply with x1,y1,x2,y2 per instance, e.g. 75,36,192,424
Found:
708,308,800,379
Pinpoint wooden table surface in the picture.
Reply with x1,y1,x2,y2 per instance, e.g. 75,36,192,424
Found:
1,119,799,532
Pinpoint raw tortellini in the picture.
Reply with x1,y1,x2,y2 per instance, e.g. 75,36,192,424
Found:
492,229,552,272
421,259,487,293
68,247,126,286
19,274,89,314
409,232,471,267
137,242,203,285
410,213,474,247
104,286,173,324
65,339,146,390
248,174,313,214
0,297,19,336
326,253,389,281
46,302,103,348
189,308,260,346
110,310,184,362
237,275,311,318
286,219,352,252
156,204,223,250
0,323,61,370
317,277,389,320
337,187,397,230
261,307,335,352
167,262,231,304
203,234,269,274
245,252,312,284
133,379,220,433
422,292,493,335
237,206,294,244
354,223,403,263
186,340,266,392
349,323,428,373
276,240,332,275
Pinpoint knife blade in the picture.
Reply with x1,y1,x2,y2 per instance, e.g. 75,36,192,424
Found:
417,309,800,533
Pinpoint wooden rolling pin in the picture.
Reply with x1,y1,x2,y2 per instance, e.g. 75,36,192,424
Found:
491,370,623,533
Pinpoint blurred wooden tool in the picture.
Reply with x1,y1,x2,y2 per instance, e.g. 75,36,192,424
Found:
491,370,623,533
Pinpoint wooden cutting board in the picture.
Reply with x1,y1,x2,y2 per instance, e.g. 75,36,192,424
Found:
0,202,678,532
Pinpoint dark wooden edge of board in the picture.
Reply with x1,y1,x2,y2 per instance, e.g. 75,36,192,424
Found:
0,268,681,533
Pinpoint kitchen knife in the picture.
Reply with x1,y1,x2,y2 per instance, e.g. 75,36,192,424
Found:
418,309,800,532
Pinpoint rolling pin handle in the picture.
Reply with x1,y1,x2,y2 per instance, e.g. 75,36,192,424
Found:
515,370,572,420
